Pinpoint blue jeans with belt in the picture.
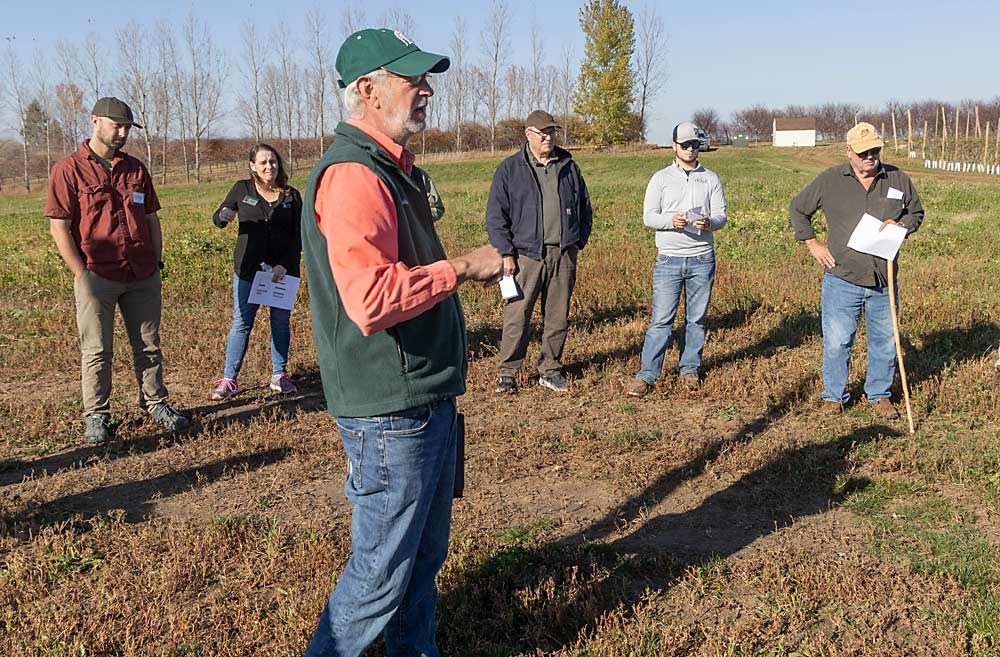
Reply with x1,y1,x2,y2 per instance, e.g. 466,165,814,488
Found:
821,272,897,403
304,398,458,657
636,252,716,384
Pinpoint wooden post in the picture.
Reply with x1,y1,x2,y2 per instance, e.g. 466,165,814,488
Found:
891,110,899,151
984,122,991,169
995,121,1000,165
887,263,915,435
881,121,886,146
966,109,972,140
907,108,913,154
954,107,961,161
975,105,982,138
922,119,927,159
940,106,947,163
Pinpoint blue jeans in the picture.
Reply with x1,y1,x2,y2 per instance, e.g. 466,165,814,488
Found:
636,252,716,383
223,273,291,380
821,273,897,403
304,399,458,657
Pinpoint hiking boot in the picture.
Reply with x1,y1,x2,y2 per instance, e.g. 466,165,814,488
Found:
210,378,239,401
495,376,517,394
821,400,844,416
538,373,569,393
626,378,652,398
870,398,899,420
148,402,190,432
679,372,701,390
83,414,113,444
269,373,297,394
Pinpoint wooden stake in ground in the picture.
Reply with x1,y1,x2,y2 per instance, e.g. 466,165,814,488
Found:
891,110,898,151
907,108,912,154
940,106,947,163
887,261,915,434
975,105,982,138
922,119,927,158
954,107,961,161
985,122,991,169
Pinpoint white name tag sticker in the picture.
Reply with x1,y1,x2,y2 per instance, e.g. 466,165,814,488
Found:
887,187,904,200
132,191,145,204
242,195,259,206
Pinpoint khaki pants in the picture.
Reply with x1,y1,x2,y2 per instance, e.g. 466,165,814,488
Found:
73,270,168,416
498,245,577,377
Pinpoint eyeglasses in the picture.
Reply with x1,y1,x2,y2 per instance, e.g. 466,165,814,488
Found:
678,140,700,150
853,147,881,160
527,127,559,139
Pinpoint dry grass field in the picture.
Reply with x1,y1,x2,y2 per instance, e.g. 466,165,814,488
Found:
2,143,999,656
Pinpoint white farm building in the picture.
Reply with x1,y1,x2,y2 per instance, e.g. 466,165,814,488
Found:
773,118,817,147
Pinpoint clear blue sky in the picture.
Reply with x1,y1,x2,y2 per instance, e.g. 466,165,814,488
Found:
4,0,999,146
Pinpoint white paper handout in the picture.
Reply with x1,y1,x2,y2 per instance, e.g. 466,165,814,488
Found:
684,206,704,236
499,275,520,300
887,187,904,200
248,271,301,311
847,213,908,260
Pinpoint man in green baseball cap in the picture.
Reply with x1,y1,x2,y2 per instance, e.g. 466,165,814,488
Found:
335,28,450,89
301,27,501,657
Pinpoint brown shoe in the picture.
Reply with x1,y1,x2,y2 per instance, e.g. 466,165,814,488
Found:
821,400,844,416
870,398,899,420
679,372,700,390
626,378,652,398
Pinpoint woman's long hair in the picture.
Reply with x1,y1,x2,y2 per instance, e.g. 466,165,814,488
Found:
248,143,289,191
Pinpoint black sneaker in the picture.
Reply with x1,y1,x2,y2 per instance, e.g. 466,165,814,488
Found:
148,402,190,432
495,376,517,394
83,414,113,444
538,373,568,392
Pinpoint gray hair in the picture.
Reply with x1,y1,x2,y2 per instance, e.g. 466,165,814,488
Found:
344,68,389,118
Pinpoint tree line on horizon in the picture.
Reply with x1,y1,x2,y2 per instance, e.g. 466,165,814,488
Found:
0,0,666,191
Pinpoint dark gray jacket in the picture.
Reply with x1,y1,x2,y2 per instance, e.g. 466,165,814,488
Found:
485,143,592,260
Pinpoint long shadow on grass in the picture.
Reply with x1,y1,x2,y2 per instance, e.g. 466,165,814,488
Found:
438,384,895,656
702,307,820,372
0,447,291,536
0,370,325,489
900,321,1000,413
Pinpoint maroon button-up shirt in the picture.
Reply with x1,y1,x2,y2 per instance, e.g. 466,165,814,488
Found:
45,140,162,282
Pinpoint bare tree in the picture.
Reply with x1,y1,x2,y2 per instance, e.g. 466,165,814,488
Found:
182,15,227,183
479,0,511,152
55,39,84,152
634,2,668,140
163,24,192,183
692,108,720,140
153,21,173,185
529,26,544,108
273,22,297,172
4,39,32,191
117,21,156,173
306,6,331,154
239,20,265,142
448,14,469,151
81,32,105,105
30,50,57,176
558,42,576,143
341,2,367,36
379,7,416,36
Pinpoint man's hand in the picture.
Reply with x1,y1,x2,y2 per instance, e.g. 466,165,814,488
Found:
805,238,836,269
671,211,687,229
502,255,517,276
694,217,711,231
271,264,287,282
879,219,904,231
219,207,236,224
449,245,503,286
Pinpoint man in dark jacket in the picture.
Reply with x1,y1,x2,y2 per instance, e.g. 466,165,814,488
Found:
486,110,593,393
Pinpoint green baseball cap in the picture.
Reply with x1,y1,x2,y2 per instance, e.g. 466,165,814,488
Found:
91,97,143,129
336,28,450,89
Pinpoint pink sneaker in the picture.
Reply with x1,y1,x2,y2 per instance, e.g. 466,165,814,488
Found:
210,378,239,401
269,373,297,394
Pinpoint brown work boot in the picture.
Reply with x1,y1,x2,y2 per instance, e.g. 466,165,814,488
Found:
626,378,652,398
821,400,844,416
679,372,700,390
870,398,899,420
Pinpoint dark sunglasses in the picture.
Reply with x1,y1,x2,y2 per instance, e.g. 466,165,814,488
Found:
854,147,881,159
678,140,700,150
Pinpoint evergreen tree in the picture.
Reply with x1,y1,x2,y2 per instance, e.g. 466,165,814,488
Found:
21,99,52,147
573,0,637,145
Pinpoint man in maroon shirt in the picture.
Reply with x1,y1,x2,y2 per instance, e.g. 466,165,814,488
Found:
47,97,189,444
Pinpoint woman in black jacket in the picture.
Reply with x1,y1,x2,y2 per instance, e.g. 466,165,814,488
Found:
210,143,302,400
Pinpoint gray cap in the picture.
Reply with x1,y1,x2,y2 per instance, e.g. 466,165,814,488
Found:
673,122,699,144
91,97,143,129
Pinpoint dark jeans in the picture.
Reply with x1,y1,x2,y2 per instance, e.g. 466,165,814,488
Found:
498,245,577,377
